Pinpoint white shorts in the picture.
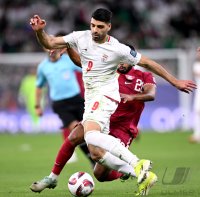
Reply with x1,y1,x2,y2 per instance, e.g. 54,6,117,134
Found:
83,94,118,134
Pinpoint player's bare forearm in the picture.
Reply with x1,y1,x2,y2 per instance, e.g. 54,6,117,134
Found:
134,84,156,101
35,29,52,49
67,48,82,67
35,87,43,116
120,85,155,103
134,93,155,101
138,55,197,93
30,15,66,49
138,55,177,86
36,30,66,49
35,87,42,107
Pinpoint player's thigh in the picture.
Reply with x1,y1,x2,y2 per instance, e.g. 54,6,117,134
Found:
68,123,85,145
87,144,106,161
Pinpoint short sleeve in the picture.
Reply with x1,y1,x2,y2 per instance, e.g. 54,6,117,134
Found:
119,44,141,66
143,72,156,85
63,31,85,48
63,32,77,48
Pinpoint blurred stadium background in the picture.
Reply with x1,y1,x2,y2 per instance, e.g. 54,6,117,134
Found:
0,0,200,133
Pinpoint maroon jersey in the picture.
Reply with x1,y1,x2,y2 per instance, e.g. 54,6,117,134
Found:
109,68,156,147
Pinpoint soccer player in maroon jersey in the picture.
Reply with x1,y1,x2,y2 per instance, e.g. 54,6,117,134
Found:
93,63,156,181
30,61,156,192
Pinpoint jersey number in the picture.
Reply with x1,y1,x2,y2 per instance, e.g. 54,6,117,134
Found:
92,101,99,110
134,79,143,92
86,61,93,72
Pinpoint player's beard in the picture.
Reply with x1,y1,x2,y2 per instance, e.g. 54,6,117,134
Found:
117,65,132,74
92,33,105,42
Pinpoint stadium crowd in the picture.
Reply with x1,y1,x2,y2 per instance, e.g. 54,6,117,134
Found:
0,0,200,53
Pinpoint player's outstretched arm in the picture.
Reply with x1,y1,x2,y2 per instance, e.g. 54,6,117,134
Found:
30,15,66,49
121,84,156,103
138,55,197,93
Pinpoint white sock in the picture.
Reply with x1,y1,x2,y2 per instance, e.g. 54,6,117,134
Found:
49,172,58,180
99,152,136,177
84,130,139,166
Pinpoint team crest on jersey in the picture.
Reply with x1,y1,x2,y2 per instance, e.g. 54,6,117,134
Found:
125,75,135,80
101,54,108,62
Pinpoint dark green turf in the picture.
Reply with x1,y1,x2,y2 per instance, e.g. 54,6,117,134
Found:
0,131,199,197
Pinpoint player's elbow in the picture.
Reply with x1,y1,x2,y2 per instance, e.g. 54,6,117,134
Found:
148,93,155,101
144,93,155,102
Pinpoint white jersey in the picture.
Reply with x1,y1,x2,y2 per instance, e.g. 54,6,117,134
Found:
63,30,141,102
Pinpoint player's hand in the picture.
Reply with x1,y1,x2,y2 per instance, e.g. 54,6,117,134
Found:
174,80,197,94
30,15,46,31
120,93,135,103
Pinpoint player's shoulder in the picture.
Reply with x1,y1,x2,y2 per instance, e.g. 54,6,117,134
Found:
109,36,126,48
131,68,153,79
108,35,119,44
143,71,153,78
131,68,144,77
38,58,48,69
142,71,156,84
72,30,91,39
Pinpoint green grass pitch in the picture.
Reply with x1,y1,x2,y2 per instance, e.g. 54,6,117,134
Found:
0,131,199,197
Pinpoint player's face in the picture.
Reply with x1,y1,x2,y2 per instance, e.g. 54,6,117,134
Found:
90,18,111,43
117,63,132,74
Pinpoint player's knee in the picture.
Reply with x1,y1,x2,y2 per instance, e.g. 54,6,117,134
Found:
90,151,102,162
68,124,85,146
88,145,105,162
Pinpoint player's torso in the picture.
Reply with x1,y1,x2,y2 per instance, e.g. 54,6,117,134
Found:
76,31,121,101
111,69,146,122
77,32,121,77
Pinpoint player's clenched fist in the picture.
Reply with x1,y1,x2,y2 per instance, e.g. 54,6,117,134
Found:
30,15,46,31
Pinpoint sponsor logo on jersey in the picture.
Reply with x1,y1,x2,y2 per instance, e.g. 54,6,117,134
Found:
130,49,137,57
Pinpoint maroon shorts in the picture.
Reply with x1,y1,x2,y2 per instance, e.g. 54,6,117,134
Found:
109,123,138,148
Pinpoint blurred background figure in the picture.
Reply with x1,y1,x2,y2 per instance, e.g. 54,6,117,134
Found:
35,32,94,165
18,67,44,125
189,51,200,143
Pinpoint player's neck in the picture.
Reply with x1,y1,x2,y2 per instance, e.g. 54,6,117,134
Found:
95,35,109,44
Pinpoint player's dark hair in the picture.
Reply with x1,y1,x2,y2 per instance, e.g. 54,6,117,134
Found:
92,8,112,23
125,43,135,51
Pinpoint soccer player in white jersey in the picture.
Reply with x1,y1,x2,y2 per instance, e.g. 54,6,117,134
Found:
30,8,196,195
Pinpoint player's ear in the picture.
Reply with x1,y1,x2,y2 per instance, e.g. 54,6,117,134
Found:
107,23,111,32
